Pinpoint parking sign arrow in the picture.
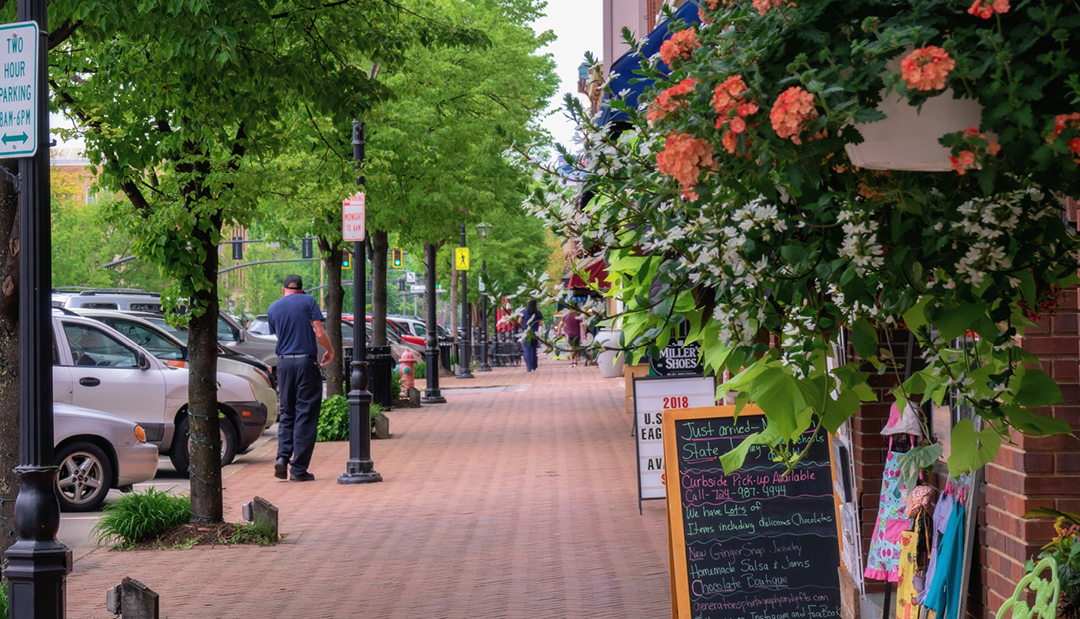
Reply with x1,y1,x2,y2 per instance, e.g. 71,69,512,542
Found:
2,132,27,145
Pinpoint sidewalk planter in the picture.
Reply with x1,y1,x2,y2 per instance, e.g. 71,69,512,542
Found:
595,328,625,378
845,90,985,171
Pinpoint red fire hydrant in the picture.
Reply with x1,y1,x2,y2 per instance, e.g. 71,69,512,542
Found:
399,349,417,393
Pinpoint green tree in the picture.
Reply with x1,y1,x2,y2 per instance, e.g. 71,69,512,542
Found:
50,0,478,523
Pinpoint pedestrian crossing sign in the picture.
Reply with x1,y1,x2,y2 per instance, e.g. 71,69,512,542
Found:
455,247,470,271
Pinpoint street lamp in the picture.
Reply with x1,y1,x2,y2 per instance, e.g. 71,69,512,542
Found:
476,222,492,372
338,119,382,486
456,223,474,379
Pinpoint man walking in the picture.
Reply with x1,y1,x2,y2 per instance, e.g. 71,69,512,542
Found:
267,274,334,481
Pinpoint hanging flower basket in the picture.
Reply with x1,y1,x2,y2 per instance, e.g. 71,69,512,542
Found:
845,90,986,172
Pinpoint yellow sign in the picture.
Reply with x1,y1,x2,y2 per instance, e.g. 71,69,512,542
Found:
455,247,470,271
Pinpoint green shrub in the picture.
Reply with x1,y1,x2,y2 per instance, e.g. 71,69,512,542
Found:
229,521,279,546
391,367,402,399
414,360,427,379
317,394,350,441
93,487,190,546
317,394,386,441
0,580,8,618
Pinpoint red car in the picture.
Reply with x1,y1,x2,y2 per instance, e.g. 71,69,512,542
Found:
344,314,426,352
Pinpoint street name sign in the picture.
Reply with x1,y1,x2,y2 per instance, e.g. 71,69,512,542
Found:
343,193,365,241
0,22,38,159
410,284,425,294
454,247,470,271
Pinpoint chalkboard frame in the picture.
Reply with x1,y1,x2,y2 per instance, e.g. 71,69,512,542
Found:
662,404,844,619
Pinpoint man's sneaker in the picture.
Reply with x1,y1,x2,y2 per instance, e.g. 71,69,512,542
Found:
290,472,315,482
274,458,289,480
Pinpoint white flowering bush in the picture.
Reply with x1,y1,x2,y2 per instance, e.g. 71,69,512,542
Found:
511,69,1080,476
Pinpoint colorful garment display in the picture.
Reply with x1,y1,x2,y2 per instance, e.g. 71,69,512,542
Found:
864,447,912,582
922,501,967,619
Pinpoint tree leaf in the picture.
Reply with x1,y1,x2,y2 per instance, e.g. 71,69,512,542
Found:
1012,367,1063,407
851,317,878,357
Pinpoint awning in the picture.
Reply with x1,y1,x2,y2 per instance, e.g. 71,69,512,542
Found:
598,1,703,127
568,257,611,290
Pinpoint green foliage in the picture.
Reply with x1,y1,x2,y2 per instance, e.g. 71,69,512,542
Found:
0,580,7,618
391,368,403,400
229,521,280,546
514,0,1080,477
317,395,387,441
414,360,427,379
92,487,190,546
1025,510,1080,619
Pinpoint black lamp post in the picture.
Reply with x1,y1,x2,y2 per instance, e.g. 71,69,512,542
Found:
5,3,69,617
421,242,445,403
338,119,381,486
475,222,492,372
456,223,474,379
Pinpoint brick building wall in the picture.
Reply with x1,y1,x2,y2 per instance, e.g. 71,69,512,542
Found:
849,286,1080,616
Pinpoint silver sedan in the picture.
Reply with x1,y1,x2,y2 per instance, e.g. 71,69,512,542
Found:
54,403,159,512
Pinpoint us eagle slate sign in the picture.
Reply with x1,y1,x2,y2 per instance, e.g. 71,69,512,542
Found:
649,322,703,376
663,405,842,619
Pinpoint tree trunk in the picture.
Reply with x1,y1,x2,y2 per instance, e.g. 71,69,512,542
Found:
0,162,19,560
319,235,344,398
187,226,223,523
371,229,388,347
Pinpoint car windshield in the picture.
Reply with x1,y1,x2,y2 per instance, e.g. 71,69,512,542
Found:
144,316,189,344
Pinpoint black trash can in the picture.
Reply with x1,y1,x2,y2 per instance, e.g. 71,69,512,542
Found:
368,346,394,409
439,342,452,372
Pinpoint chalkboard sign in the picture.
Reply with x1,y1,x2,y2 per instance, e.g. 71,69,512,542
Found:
663,405,842,619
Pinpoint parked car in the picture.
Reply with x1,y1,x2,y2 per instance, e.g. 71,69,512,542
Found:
54,403,160,512
344,314,425,354
52,310,266,474
132,310,280,370
247,315,272,337
52,288,163,313
72,309,279,428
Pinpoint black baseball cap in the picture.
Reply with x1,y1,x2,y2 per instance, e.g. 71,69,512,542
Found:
283,274,304,291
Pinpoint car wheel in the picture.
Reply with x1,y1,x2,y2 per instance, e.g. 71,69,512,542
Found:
55,442,113,513
168,413,239,476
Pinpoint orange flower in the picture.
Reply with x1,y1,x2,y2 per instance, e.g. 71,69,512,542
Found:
958,150,976,166
1070,138,1080,156
900,46,955,91
730,117,747,134
968,0,1009,18
770,86,818,144
647,78,699,124
712,76,750,118
657,133,716,195
986,141,1001,156
752,0,790,15
721,130,739,154
737,103,760,117
949,155,967,175
659,28,700,66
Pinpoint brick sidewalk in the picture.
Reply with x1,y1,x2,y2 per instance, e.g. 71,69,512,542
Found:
66,358,672,618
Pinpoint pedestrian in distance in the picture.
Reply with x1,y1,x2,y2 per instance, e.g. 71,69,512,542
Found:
522,299,543,372
267,274,334,482
561,311,582,367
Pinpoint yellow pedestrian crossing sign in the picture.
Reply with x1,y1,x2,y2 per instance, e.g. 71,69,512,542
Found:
455,247,470,271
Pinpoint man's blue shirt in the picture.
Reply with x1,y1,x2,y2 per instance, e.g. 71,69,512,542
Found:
267,293,324,356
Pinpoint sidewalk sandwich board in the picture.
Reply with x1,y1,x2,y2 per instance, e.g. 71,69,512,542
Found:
663,404,843,619
632,375,716,511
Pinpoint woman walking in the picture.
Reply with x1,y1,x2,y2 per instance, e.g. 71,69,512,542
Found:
522,299,543,372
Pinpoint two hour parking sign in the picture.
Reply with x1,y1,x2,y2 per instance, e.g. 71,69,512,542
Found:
0,22,37,159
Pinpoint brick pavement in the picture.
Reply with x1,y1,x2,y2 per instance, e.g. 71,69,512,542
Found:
66,358,672,618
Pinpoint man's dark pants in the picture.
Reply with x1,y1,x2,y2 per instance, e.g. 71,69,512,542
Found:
276,356,323,475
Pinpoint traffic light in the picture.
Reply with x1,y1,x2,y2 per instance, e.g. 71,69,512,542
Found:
232,237,242,260
342,249,351,269
392,248,402,268
302,237,313,259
